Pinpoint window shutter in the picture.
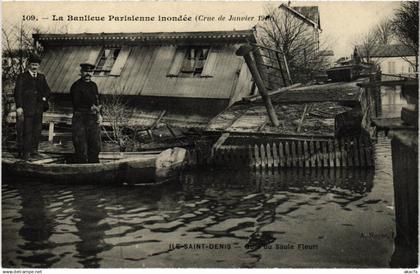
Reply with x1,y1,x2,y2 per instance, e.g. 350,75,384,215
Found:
87,46,102,65
110,47,131,76
167,48,186,77
201,48,219,77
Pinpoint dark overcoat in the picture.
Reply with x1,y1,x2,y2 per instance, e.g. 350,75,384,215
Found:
14,71,50,116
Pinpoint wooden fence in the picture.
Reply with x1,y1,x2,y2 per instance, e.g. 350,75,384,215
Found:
185,137,374,169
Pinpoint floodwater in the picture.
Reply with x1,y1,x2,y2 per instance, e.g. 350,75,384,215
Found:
380,86,407,118
1,136,396,268
2,89,402,268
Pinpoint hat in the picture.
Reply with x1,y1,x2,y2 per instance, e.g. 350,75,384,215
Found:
28,55,42,64
80,62,95,71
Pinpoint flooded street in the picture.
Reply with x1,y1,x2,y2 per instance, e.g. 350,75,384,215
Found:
2,135,395,268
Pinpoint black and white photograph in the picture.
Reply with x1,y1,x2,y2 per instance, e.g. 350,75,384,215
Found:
1,0,418,270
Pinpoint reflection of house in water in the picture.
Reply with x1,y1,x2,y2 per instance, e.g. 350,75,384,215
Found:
380,86,407,118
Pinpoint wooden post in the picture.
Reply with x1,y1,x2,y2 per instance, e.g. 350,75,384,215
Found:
279,141,285,167
248,145,255,168
273,143,279,168
390,131,418,267
236,45,280,127
48,121,55,142
304,140,310,168
285,141,291,167
309,140,316,168
266,143,273,168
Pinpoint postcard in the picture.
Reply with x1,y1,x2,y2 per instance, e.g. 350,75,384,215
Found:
1,0,418,271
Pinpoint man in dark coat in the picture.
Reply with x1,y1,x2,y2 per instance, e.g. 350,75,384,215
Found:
70,62,102,163
14,55,50,160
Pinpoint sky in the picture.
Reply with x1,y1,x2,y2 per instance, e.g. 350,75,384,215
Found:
2,1,402,58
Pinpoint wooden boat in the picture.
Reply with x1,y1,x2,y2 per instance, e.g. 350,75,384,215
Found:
2,147,187,185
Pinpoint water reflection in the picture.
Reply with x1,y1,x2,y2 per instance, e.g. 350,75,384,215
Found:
72,186,113,267
11,182,59,268
2,137,394,267
380,86,407,118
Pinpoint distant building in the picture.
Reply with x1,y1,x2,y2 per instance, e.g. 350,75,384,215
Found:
355,44,416,76
33,30,256,116
319,49,335,69
278,4,322,49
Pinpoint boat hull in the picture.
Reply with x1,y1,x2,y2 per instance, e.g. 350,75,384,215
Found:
2,148,186,185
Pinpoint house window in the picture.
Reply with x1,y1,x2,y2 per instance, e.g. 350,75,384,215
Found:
94,48,121,76
167,46,219,78
179,47,210,77
387,61,395,74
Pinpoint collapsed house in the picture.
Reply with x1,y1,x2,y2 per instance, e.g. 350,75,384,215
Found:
33,30,258,128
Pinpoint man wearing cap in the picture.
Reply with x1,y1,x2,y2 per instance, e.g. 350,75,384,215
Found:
14,55,51,160
70,62,102,163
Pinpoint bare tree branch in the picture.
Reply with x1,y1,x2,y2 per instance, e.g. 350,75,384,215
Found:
256,4,328,83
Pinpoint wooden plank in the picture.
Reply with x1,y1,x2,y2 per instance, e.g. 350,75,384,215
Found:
266,143,273,168
150,110,167,130
48,122,55,142
243,83,301,102
236,45,279,126
273,143,279,168
328,139,335,168
211,132,230,156
309,140,316,168
254,144,261,169
260,144,267,169
357,79,417,88
248,145,255,168
297,140,303,167
291,141,297,167
340,139,348,167
315,141,322,168
296,104,310,133
30,157,62,164
304,140,310,168
334,139,341,167
284,141,291,168
322,141,329,167
278,141,285,167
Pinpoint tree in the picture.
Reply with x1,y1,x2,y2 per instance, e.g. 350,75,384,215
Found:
391,1,419,72
2,20,69,147
374,18,395,45
100,84,145,152
2,21,43,147
354,18,395,65
256,4,329,83
356,30,380,64
2,22,42,82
